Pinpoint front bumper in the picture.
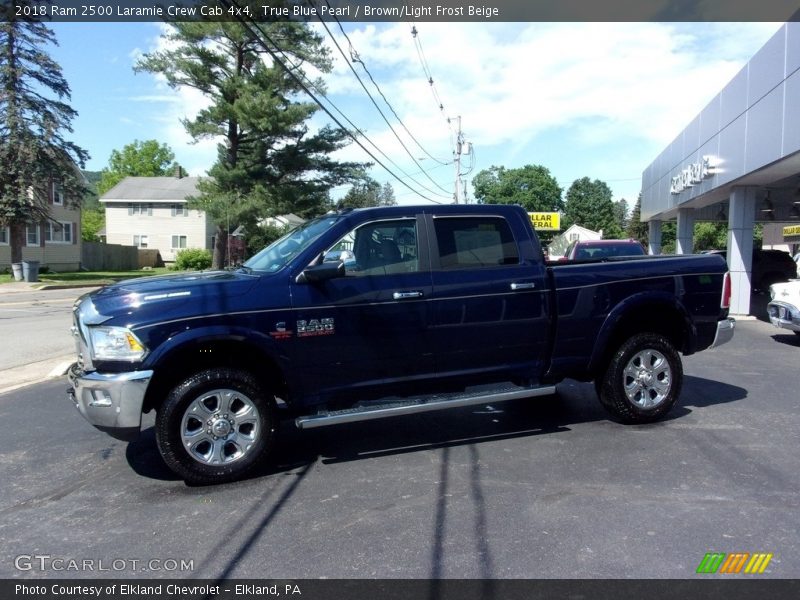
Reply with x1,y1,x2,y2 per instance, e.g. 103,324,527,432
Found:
710,317,736,348
767,301,800,333
67,364,153,441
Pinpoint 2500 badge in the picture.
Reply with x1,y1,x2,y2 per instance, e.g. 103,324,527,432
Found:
297,318,335,337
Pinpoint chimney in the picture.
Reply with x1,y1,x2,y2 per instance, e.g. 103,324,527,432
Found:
174,165,183,179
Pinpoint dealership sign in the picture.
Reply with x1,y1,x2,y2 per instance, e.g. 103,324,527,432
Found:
670,156,714,194
528,212,561,231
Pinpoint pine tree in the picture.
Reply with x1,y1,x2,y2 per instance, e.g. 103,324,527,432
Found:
0,12,89,265
135,20,365,269
627,193,649,246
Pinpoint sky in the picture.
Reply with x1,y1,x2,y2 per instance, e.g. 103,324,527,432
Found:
47,20,783,206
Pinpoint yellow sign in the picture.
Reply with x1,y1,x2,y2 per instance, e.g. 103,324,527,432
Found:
528,212,561,231
783,225,800,238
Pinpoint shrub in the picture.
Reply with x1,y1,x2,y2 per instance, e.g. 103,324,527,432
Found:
174,248,212,271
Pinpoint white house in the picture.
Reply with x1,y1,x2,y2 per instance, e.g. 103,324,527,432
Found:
0,180,81,272
100,175,214,263
261,213,305,229
548,225,602,258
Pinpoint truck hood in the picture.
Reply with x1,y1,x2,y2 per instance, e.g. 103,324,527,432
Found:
85,270,260,320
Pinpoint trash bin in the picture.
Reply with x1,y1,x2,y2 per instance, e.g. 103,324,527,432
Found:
11,263,23,281
22,260,40,283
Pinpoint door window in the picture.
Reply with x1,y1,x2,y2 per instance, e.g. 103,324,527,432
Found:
327,219,419,276
433,217,519,269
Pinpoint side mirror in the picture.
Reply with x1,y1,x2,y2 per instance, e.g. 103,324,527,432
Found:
296,261,345,284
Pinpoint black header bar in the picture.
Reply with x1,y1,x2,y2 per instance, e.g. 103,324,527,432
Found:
2,0,800,23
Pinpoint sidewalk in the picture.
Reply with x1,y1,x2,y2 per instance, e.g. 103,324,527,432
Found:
0,355,74,396
0,281,43,294
0,281,89,395
0,280,100,294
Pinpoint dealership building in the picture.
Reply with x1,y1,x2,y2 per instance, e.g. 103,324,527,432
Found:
641,21,800,316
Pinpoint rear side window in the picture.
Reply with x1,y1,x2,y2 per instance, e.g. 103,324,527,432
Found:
576,242,645,259
434,217,519,269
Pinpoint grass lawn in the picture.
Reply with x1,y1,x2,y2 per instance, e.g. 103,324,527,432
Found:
0,267,173,286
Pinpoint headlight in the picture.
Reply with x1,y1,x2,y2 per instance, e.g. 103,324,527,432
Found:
88,326,148,361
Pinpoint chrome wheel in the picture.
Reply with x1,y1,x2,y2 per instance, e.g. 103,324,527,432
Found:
622,348,672,409
180,388,260,466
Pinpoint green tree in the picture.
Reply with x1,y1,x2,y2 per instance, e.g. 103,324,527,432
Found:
627,194,649,245
81,208,105,242
472,165,563,213
564,177,622,238
693,222,728,252
613,198,629,233
97,139,179,196
136,18,365,269
337,177,397,209
0,11,88,264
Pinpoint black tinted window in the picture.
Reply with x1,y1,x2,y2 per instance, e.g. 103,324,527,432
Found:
434,217,519,269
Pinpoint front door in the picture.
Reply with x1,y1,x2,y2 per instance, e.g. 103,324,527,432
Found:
289,216,434,399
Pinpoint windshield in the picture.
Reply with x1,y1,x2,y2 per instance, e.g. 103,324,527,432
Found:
243,215,342,273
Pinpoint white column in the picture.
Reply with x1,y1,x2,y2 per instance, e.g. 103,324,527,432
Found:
676,208,695,254
648,220,662,255
727,186,757,316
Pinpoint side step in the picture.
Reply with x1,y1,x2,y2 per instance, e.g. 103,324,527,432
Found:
295,383,556,430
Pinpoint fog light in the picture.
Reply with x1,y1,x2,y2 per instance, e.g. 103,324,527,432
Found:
89,390,113,407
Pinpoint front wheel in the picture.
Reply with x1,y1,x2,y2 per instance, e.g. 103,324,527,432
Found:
156,368,276,484
597,333,683,424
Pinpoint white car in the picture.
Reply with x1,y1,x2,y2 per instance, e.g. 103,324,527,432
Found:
768,279,800,335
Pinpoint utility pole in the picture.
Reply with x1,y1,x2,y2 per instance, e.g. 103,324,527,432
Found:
453,115,463,204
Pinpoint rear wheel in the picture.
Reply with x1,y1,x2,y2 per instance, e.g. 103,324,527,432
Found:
597,333,682,424
156,368,276,484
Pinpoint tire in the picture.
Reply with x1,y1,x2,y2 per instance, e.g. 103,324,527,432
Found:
596,333,683,424
156,368,276,484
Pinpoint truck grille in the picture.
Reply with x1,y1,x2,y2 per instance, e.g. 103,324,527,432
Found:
71,299,93,371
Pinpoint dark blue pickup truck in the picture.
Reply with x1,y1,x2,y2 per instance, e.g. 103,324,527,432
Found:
68,204,734,484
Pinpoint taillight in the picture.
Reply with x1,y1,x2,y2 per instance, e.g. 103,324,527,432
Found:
721,271,731,309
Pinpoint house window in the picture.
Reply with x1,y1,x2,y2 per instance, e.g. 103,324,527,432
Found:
52,182,64,206
45,221,73,243
0,227,8,245
26,224,40,246
128,203,153,216
133,235,149,248
171,235,188,249
171,204,188,217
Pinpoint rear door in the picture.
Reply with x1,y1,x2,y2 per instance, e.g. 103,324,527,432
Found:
427,213,549,380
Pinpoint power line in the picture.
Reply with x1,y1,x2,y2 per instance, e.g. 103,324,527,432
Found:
217,0,449,204
323,0,451,167
264,37,453,200
410,23,453,143
313,7,453,196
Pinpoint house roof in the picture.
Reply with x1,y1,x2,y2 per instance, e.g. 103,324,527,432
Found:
100,176,202,203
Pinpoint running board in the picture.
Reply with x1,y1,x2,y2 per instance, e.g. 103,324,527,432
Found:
295,383,557,430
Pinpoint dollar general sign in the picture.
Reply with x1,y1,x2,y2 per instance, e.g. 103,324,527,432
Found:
528,212,561,231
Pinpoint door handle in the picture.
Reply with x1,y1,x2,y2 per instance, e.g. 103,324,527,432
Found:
510,282,536,291
393,291,424,300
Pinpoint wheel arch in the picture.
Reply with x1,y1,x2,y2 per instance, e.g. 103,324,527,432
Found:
588,293,695,379
141,329,288,415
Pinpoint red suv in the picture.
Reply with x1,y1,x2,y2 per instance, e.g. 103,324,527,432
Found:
562,239,647,261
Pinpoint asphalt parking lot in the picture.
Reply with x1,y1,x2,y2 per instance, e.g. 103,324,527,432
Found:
0,318,798,580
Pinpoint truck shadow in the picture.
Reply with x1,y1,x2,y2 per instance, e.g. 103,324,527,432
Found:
770,332,800,347
125,374,747,483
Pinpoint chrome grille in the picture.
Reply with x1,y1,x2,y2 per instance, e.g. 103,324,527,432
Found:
71,297,95,371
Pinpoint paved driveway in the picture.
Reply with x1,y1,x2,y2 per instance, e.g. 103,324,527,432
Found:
0,320,798,579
